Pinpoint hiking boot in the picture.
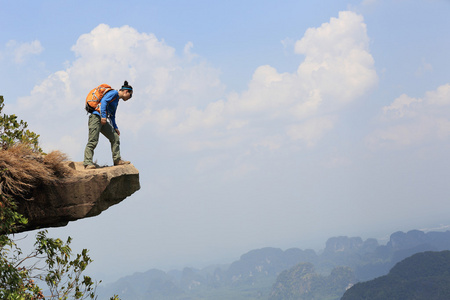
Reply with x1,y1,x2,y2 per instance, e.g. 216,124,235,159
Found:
84,164,96,170
114,159,130,166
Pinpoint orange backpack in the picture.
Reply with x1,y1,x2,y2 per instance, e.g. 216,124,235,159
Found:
85,84,115,113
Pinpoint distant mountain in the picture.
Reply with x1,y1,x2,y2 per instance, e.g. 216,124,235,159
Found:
269,263,353,300
96,247,319,299
354,230,450,281
96,229,450,300
97,269,183,300
341,251,450,300
223,247,318,285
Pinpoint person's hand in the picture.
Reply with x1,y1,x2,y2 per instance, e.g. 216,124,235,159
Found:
115,128,120,136
101,118,107,125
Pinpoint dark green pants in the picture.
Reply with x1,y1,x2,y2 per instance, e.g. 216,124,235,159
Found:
83,114,121,166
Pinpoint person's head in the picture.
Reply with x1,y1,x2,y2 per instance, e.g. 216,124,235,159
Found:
119,80,133,101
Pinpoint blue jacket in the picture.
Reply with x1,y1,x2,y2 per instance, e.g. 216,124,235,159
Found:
93,90,119,129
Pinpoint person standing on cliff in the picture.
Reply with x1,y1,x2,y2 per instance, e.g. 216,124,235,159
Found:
83,81,133,169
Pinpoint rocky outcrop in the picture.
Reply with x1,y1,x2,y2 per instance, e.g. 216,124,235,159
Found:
16,162,140,232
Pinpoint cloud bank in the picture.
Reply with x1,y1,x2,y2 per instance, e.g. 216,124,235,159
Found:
14,11,377,168
368,83,450,148
5,40,44,64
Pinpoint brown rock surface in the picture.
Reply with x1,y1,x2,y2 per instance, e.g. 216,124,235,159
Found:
16,161,140,232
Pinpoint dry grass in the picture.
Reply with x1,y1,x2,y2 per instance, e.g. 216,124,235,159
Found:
0,144,73,200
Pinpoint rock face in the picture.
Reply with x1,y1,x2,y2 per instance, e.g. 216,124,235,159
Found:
16,162,140,232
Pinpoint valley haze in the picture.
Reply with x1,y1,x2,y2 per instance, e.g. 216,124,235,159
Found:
2,0,450,284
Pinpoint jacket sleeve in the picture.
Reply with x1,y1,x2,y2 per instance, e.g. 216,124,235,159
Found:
110,107,118,129
100,90,117,119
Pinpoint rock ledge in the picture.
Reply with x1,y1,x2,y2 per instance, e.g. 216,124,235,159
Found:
16,162,140,232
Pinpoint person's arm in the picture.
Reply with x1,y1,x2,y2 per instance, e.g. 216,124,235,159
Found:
110,114,118,130
100,91,118,125
111,115,120,135
109,98,119,131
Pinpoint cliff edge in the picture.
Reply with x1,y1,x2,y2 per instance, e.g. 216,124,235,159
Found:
16,161,140,232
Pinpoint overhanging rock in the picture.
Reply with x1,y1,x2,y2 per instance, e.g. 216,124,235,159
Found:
16,162,140,232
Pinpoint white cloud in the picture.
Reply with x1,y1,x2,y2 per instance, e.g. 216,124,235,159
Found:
6,40,44,63
15,11,377,166
425,84,450,106
286,117,336,147
295,11,376,104
173,100,226,134
368,83,450,148
382,94,422,119
190,10,376,150
183,41,197,62
14,24,224,160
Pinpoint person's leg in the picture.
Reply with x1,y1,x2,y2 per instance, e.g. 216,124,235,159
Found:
100,122,121,163
83,114,102,166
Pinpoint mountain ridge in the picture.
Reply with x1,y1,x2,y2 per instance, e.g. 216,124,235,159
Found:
341,250,450,300
96,228,450,300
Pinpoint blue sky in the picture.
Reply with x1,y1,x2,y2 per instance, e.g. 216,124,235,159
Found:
2,0,450,283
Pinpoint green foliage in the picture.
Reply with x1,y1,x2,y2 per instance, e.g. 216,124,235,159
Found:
0,194,28,237
0,98,119,299
0,190,106,299
36,231,97,299
0,95,42,153
0,193,39,300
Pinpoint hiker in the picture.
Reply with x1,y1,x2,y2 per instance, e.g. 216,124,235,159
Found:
83,81,133,169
